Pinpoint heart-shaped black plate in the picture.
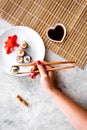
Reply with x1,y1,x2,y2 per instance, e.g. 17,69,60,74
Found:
47,25,65,42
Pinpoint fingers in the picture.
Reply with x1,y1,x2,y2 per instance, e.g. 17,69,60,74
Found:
29,61,38,78
36,61,47,77
29,60,53,79
29,65,38,78
42,61,54,78
45,65,54,78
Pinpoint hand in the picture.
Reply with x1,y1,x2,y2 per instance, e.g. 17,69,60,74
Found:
29,61,56,93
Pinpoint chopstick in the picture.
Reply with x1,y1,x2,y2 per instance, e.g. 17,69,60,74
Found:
17,65,75,74
13,61,75,67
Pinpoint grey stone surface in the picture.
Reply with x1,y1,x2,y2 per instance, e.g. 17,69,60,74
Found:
0,19,87,130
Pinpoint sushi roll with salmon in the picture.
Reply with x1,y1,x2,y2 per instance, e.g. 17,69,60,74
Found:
18,49,25,56
20,41,28,49
11,66,20,74
16,56,23,63
24,55,31,63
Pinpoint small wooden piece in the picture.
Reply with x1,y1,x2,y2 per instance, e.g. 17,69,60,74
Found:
16,95,29,107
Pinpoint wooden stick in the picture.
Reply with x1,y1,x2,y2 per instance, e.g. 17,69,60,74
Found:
17,65,75,75
13,61,75,67
16,95,29,107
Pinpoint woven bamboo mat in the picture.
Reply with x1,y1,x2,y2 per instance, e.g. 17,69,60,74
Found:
0,0,87,68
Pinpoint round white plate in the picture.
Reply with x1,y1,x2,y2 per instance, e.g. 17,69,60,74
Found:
0,26,45,76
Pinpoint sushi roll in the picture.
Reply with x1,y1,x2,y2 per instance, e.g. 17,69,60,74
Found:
24,55,31,63
10,66,20,74
18,49,25,56
16,56,23,63
20,41,28,49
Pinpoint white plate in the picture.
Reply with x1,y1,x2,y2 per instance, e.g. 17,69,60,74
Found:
0,26,45,76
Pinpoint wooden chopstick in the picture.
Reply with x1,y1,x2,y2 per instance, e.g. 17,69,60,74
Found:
13,61,75,67
17,65,75,75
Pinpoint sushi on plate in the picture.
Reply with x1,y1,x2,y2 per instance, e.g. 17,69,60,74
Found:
24,55,31,63
18,49,25,56
16,56,23,63
10,66,20,74
20,41,28,49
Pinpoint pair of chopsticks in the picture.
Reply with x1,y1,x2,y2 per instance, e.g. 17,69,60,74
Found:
14,61,75,74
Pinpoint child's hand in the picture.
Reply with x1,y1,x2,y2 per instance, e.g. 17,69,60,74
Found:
29,61,56,93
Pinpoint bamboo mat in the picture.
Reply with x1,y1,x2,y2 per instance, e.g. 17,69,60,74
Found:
0,0,87,68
